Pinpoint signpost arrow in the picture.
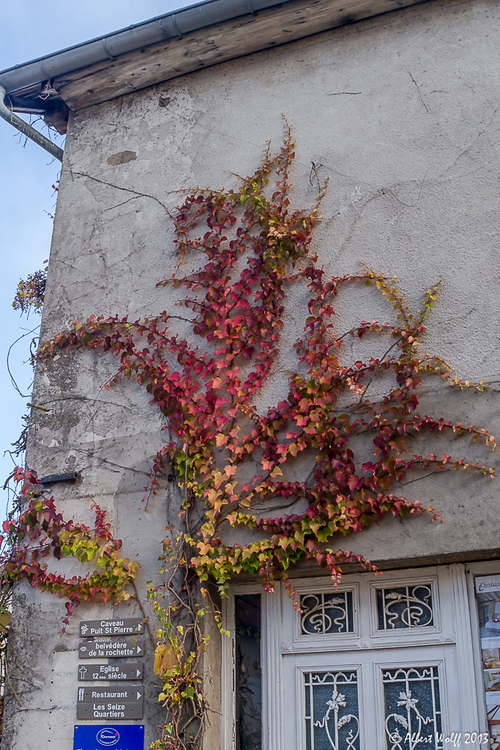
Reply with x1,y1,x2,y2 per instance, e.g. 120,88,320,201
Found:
79,617,145,637
77,663,144,681
78,687,143,703
78,638,144,659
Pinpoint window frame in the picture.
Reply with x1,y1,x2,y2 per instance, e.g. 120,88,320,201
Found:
368,573,441,641
287,578,361,647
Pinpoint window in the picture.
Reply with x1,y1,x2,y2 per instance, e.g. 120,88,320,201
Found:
223,565,489,750
300,591,355,636
235,594,262,750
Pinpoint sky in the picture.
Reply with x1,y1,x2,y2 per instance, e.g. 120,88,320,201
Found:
0,0,189,514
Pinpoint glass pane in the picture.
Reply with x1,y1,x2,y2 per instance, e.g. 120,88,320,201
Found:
304,670,360,750
376,584,434,630
235,594,262,750
301,592,354,635
382,665,443,750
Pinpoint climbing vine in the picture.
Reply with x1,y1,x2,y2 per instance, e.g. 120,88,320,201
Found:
1,468,138,630
7,125,496,748
38,127,496,590
149,536,212,750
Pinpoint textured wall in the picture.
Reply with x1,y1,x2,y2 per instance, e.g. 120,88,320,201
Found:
4,0,500,746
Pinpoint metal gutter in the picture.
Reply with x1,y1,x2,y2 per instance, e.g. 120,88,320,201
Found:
0,85,64,161
0,0,292,98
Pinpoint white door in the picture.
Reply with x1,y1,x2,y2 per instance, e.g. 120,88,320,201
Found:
278,566,481,750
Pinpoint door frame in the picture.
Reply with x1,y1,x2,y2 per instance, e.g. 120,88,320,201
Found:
222,563,485,750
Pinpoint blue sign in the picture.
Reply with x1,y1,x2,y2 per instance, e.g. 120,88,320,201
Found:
74,725,144,750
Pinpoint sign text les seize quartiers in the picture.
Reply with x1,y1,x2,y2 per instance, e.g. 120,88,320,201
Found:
76,700,143,721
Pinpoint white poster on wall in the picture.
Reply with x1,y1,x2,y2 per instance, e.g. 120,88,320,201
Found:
475,574,500,750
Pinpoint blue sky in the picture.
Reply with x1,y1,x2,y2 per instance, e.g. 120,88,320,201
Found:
0,0,188,513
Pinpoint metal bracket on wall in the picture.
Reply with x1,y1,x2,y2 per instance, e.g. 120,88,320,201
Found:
38,471,78,485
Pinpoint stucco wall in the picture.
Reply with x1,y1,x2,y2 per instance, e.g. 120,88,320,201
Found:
4,0,500,746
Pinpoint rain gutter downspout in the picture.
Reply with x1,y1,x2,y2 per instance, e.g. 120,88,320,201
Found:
0,86,64,162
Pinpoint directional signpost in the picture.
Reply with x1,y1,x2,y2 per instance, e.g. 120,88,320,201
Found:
75,616,146,735
77,686,144,720
77,702,143,721
78,639,144,659
79,618,144,637
78,687,143,702
78,663,143,682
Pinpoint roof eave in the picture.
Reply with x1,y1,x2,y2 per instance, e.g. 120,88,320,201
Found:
0,0,431,114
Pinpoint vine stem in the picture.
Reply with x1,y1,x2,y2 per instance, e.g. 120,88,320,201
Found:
132,579,157,647
5,658,23,708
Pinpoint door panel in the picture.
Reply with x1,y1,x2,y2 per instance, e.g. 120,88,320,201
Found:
283,646,461,750
381,664,443,750
304,668,360,750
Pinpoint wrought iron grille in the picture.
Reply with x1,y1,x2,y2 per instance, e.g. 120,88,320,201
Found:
300,591,355,635
383,665,443,750
304,670,360,750
376,584,434,630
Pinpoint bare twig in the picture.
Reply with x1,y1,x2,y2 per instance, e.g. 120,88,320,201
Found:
131,579,156,647
4,660,23,708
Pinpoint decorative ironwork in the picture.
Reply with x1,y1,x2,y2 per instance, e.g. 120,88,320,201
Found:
304,670,360,750
383,666,443,750
376,584,434,630
300,592,354,635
